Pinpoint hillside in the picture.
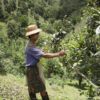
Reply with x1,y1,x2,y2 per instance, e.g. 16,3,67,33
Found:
0,0,100,100
0,74,88,100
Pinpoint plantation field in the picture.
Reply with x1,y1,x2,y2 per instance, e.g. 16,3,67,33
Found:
0,0,100,100
0,22,7,37
0,74,88,100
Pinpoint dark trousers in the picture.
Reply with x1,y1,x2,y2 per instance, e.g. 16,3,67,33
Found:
29,92,37,100
41,92,49,100
29,92,49,100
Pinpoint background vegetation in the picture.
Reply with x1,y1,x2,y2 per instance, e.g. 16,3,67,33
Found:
0,0,100,100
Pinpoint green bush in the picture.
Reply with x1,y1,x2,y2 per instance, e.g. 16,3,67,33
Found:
7,20,20,39
18,15,28,27
7,19,26,39
45,58,66,78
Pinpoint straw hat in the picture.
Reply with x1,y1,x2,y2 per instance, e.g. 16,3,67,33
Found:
25,25,42,37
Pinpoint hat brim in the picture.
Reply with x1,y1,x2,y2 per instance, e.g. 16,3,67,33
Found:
25,29,42,37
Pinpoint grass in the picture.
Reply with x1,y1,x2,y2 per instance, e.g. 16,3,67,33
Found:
0,22,7,37
0,74,29,100
0,74,88,100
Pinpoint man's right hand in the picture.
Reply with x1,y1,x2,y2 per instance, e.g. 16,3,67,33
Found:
59,50,66,56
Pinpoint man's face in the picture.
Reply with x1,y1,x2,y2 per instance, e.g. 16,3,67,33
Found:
31,33,39,41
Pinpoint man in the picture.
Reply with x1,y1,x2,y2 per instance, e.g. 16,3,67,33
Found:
25,25,66,100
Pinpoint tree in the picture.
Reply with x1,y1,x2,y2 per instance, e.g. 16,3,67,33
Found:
7,20,22,39
59,0,85,18
6,0,16,13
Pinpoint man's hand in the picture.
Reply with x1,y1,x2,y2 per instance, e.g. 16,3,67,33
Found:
59,50,66,56
41,48,46,52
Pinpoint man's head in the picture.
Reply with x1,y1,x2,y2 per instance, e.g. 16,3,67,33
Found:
25,25,41,42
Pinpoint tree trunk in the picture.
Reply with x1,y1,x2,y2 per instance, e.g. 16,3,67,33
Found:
78,75,83,88
72,66,100,92
47,71,51,78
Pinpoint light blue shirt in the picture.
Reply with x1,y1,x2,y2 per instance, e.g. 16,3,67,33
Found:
25,42,44,67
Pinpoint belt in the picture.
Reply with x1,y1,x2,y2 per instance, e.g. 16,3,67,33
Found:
26,65,36,67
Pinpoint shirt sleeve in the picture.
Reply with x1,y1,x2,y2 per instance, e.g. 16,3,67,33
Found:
31,47,44,60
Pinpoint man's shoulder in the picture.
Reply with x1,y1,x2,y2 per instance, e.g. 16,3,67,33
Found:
27,46,34,49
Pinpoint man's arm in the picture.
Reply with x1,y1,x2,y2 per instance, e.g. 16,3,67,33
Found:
42,50,66,58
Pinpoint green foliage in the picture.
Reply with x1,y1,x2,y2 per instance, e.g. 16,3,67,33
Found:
7,19,25,39
48,75,66,87
53,16,74,32
59,1,100,97
43,6,59,19
10,39,26,75
18,15,28,27
0,0,86,23
71,15,81,25
46,58,66,78
6,0,16,13
0,36,26,75
0,5,4,20
7,20,20,39
59,0,85,18
34,2,45,16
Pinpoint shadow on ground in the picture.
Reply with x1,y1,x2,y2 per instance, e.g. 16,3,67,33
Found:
0,67,7,76
67,82,87,90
